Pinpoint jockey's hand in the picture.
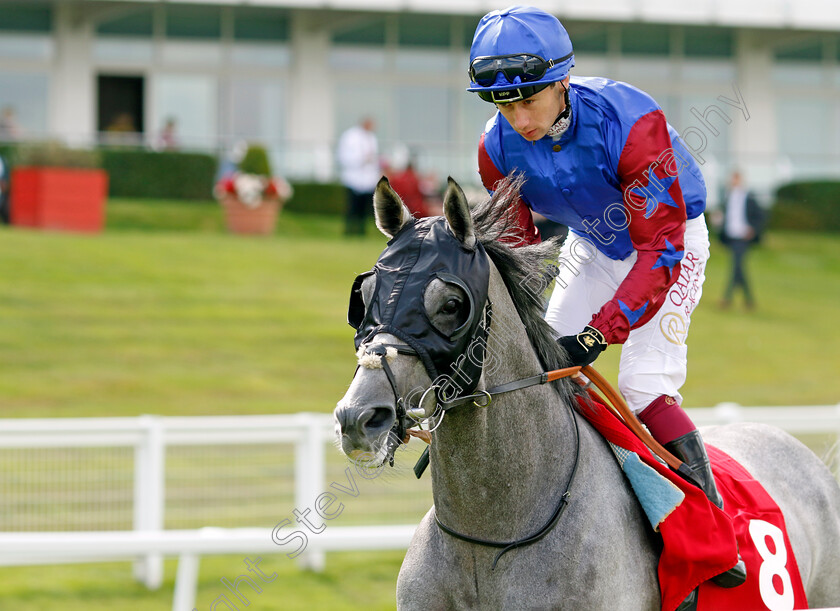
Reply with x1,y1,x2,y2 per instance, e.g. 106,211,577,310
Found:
557,325,607,367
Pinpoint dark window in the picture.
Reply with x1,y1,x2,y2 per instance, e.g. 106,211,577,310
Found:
0,3,51,32
98,75,145,135
461,16,482,48
775,40,823,61
621,24,670,56
234,8,290,42
398,14,451,48
684,26,734,58
166,5,222,40
332,17,387,46
96,9,153,37
572,26,609,54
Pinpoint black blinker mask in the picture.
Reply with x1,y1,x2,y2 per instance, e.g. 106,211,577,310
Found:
348,217,491,397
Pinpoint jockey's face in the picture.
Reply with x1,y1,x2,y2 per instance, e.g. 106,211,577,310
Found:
495,78,568,142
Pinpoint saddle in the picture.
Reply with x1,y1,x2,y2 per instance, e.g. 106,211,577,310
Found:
574,368,808,611
409,367,809,611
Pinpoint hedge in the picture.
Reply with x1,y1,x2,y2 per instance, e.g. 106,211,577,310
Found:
771,180,840,232
1,143,351,213
101,149,217,200
284,182,346,215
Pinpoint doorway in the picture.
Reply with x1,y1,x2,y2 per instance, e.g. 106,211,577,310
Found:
97,75,144,141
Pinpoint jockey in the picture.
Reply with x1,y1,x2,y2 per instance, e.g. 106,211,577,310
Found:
468,5,745,598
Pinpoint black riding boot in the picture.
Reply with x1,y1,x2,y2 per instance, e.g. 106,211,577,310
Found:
665,430,747,590
666,430,724,507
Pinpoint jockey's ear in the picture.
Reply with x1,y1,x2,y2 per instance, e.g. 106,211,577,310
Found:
443,177,476,249
373,176,412,238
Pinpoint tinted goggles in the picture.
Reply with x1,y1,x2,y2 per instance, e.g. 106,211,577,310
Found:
469,52,573,87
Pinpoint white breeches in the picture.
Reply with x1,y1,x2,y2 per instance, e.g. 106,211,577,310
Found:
545,215,711,413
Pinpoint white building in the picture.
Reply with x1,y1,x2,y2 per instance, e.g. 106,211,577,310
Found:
1,0,839,202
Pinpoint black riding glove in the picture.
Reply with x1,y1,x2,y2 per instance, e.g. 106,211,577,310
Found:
557,325,607,367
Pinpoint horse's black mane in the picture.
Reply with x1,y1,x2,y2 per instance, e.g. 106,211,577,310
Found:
470,175,583,400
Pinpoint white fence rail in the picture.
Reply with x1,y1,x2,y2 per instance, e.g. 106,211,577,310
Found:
0,405,838,610
0,526,417,611
0,413,353,589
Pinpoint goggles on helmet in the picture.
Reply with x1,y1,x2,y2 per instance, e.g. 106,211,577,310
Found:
469,52,574,88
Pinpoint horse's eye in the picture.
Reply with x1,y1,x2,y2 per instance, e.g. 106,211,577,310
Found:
441,298,462,316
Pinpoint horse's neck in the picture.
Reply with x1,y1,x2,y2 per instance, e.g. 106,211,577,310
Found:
429,266,581,540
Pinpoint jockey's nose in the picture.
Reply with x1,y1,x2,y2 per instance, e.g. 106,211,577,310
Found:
512,106,530,131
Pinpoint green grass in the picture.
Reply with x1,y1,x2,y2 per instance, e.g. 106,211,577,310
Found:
0,551,405,610
0,202,387,418
2,203,838,417
0,199,839,609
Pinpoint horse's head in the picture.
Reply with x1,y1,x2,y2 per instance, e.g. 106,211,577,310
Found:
334,176,492,465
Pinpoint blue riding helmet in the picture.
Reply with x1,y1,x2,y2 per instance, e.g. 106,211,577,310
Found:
468,6,575,103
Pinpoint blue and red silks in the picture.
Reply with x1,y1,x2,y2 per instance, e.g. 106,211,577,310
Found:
576,396,808,611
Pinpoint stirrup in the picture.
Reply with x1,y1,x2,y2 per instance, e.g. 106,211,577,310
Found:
712,556,747,588
675,588,698,611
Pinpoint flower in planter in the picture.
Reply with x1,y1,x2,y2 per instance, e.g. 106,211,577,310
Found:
215,173,292,208
214,142,293,208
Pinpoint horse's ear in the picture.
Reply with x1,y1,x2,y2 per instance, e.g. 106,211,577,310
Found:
443,177,476,249
373,176,413,238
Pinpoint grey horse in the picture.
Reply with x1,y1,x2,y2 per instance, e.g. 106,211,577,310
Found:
334,176,840,610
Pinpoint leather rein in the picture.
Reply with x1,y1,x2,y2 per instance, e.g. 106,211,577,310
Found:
361,319,689,569
415,363,690,568
431,364,584,569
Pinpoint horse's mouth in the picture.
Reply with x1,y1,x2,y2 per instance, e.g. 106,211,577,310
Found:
341,431,393,468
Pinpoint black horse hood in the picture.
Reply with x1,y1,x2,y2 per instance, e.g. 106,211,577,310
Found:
348,216,491,396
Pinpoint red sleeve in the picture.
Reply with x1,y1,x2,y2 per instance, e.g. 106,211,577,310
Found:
589,110,689,344
478,133,540,247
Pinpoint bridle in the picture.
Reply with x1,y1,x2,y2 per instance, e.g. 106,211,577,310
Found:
348,216,687,568
357,300,586,570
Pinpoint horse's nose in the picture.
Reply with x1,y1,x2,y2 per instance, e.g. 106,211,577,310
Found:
358,406,394,439
334,403,396,447
335,403,353,433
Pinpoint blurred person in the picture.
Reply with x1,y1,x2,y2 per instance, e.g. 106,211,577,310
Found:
337,117,380,236
0,151,8,224
217,140,247,181
467,6,745,598
386,146,437,218
388,160,429,218
156,117,180,151
103,112,140,146
0,106,21,142
716,170,764,310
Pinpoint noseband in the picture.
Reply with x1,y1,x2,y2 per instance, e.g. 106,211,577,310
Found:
358,312,585,570
349,217,584,568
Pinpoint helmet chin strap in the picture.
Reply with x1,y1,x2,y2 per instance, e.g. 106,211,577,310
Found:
546,82,571,138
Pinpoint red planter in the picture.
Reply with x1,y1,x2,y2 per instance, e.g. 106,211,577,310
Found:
221,195,280,235
10,167,109,233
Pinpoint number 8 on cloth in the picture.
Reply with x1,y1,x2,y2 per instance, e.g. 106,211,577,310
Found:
696,447,808,611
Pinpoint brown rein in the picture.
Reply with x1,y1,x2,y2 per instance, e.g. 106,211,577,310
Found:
408,365,684,472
